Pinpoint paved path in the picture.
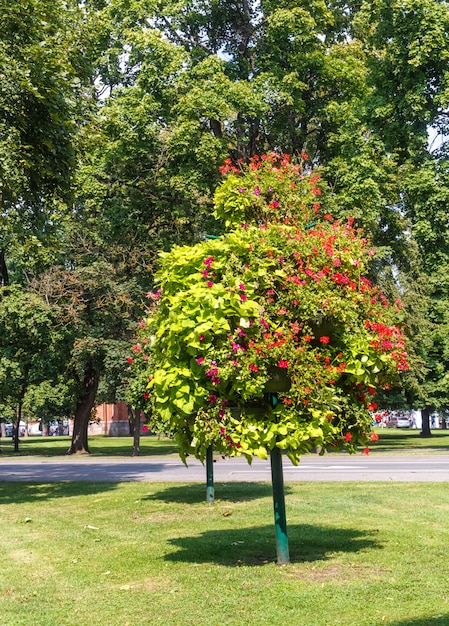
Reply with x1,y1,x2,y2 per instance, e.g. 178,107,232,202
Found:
1,452,449,482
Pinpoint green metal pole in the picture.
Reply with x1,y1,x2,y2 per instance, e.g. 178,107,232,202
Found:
206,445,214,504
270,445,290,564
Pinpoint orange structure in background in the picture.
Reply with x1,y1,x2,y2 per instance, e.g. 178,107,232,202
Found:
90,401,132,436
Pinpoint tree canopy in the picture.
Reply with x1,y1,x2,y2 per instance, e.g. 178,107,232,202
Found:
3,0,449,448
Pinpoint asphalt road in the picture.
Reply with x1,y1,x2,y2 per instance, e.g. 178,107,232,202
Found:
1,452,449,482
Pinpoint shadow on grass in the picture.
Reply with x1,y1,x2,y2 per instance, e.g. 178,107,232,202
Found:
371,430,449,452
0,481,119,504
164,522,379,566
145,481,287,504
391,618,449,626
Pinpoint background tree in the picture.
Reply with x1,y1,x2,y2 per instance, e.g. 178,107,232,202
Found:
0,286,61,451
32,246,141,454
74,0,449,437
3,0,449,444
355,0,449,430
25,379,77,436
0,0,94,285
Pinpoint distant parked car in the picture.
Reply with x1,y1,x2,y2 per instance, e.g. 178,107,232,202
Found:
387,414,410,428
396,415,411,428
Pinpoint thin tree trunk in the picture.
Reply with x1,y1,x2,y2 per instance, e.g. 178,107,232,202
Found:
128,405,141,457
67,361,100,454
420,406,432,438
13,402,23,452
0,248,9,286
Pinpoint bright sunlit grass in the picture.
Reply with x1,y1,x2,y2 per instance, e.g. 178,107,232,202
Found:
1,480,449,625
2,428,449,457
371,427,449,453
0,434,178,457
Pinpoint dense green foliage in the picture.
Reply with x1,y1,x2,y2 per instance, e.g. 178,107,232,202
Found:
2,0,449,448
0,0,93,284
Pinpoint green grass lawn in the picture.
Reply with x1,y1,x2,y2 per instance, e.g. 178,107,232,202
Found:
1,428,449,457
370,427,449,452
1,480,449,625
0,434,179,457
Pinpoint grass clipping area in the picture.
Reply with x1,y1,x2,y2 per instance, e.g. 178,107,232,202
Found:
1,481,449,625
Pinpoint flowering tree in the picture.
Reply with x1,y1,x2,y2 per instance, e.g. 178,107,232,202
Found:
130,154,408,465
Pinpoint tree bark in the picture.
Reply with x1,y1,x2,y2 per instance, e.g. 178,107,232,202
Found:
12,422,19,452
128,405,141,457
67,361,100,454
420,406,432,438
13,401,23,452
0,249,9,286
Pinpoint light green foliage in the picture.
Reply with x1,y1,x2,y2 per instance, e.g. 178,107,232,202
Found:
131,156,407,464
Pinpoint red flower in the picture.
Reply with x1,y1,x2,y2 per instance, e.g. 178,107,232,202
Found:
142,425,149,433
370,432,379,442
319,336,330,344
344,432,352,442
126,357,133,363
278,360,289,368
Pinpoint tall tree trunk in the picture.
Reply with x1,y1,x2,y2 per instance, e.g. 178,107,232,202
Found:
67,361,100,454
420,406,432,438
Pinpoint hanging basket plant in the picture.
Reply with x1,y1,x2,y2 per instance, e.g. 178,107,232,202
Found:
129,153,408,465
